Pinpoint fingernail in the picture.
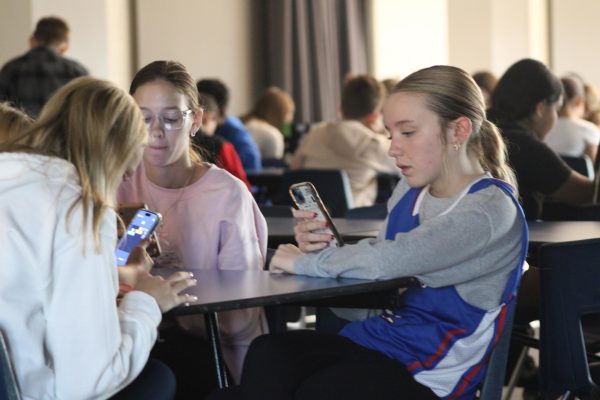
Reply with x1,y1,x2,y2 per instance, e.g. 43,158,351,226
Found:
188,272,194,277
190,296,198,301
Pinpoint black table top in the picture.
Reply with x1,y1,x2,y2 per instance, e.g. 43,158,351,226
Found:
153,268,413,316
527,220,600,245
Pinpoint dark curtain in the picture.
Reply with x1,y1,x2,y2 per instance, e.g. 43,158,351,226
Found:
261,0,370,123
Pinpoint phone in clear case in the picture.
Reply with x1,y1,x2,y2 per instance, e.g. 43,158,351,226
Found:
289,182,343,247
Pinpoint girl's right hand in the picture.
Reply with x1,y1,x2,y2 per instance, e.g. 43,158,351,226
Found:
133,271,197,313
292,208,332,252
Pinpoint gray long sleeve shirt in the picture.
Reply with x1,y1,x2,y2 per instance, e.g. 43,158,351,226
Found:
295,176,525,312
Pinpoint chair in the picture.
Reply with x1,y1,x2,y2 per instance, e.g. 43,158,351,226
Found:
261,158,288,168
0,330,21,400
538,239,600,399
375,173,401,204
561,155,595,179
259,204,292,217
278,169,353,217
478,307,517,400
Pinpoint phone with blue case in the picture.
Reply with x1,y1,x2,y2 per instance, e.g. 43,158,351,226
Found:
115,208,161,266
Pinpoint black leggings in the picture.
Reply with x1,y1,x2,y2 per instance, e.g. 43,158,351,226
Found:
208,330,438,400
111,359,175,400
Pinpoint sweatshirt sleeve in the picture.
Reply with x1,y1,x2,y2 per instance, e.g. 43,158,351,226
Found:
45,206,161,399
295,185,522,288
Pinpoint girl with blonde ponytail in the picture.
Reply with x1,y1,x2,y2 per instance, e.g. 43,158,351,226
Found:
210,65,529,400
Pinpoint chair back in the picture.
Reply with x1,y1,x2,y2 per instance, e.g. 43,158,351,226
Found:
259,204,293,218
561,155,595,179
345,204,387,220
0,330,21,400
280,169,353,217
477,302,516,400
539,239,600,399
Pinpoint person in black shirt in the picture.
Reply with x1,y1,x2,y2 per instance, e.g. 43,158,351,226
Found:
489,58,595,220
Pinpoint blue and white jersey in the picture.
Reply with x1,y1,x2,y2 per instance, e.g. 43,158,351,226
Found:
340,178,528,399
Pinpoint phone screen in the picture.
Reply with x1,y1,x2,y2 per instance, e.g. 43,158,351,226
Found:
115,209,160,266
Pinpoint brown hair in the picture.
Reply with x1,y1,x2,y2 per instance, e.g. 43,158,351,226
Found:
241,86,294,128
341,75,385,119
33,16,69,46
392,65,517,192
130,60,202,163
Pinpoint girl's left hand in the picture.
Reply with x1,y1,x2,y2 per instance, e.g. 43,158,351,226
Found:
269,244,305,274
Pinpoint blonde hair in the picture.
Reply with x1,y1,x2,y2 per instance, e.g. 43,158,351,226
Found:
241,86,295,128
1,77,147,249
392,65,517,193
0,103,33,142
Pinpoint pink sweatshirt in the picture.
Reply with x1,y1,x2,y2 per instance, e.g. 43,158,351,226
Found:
118,163,268,381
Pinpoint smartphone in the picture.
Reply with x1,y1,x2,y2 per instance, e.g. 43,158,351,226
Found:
117,203,162,258
289,182,343,247
115,208,162,266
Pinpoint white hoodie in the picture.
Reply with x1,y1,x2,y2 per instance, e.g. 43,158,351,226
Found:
0,153,161,399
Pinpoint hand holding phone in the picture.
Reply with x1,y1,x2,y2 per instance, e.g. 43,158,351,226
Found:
115,209,162,266
289,182,343,247
118,203,162,258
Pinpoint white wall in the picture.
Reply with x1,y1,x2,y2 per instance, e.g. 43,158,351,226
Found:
0,0,133,90
551,0,600,90
135,0,254,115
370,0,448,81
0,0,32,65
105,0,133,90
447,0,549,79
3,0,600,108
447,0,492,74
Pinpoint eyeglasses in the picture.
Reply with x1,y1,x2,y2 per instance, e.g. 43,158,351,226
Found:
142,109,193,131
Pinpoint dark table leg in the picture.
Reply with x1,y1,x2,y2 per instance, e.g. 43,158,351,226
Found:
204,312,229,388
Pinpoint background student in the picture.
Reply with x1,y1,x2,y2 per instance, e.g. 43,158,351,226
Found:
0,76,196,399
291,74,399,207
544,75,600,163
0,16,88,117
240,86,295,161
472,70,498,110
119,61,268,398
193,92,251,189
196,78,262,173
209,65,528,400
488,58,595,220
